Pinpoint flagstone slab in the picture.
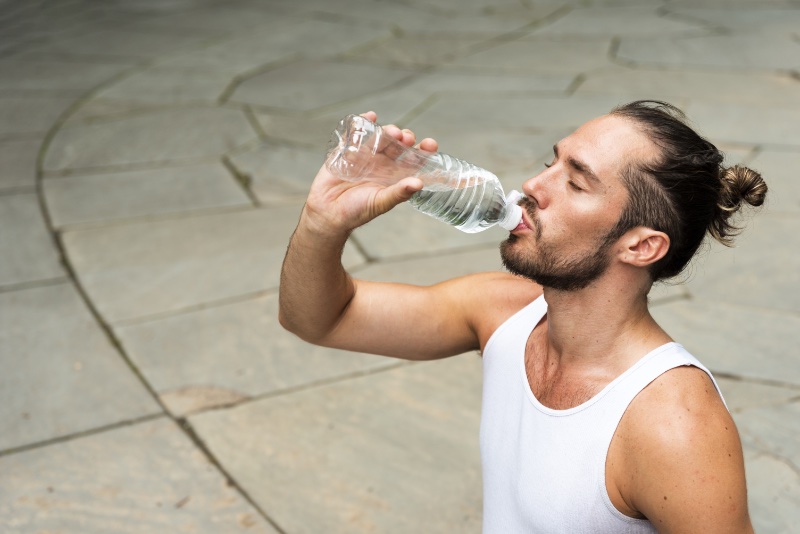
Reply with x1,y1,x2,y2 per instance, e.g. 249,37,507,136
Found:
45,107,256,172
0,417,280,534
735,402,800,528
576,67,800,107
343,34,490,69
404,94,626,135
716,377,800,414
737,401,800,465
741,451,800,534
443,37,612,75
0,193,65,288
28,28,219,60
741,149,800,214
353,202,508,260
684,214,800,313
188,356,484,534
62,206,365,323
153,19,389,75
43,163,251,228
0,137,41,192
121,4,284,32
686,101,800,146
229,60,416,112
617,33,800,71
651,299,800,385
115,293,395,417
255,112,338,150
92,67,234,106
0,59,127,95
0,283,160,452
227,143,324,203
668,7,800,34
0,95,74,137
313,1,550,34
531,6,706,36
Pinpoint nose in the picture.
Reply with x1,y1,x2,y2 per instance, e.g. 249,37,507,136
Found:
522,168,550,209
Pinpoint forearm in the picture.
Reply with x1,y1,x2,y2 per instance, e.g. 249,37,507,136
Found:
278,211,355,344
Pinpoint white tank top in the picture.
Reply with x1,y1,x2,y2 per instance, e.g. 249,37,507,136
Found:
480,295,725,533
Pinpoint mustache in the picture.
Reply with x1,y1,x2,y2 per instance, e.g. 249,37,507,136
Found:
517,196,542,239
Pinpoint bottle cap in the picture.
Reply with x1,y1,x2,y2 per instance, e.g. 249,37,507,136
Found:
499,190,524,231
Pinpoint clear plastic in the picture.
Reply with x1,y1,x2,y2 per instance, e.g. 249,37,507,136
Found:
325,114,522,233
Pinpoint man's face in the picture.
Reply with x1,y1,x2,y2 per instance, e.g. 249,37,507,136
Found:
500,115,655,291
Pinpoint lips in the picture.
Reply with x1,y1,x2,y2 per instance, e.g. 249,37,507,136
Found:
513,210,533,233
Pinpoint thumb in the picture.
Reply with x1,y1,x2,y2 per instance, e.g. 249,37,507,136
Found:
373,177,424,213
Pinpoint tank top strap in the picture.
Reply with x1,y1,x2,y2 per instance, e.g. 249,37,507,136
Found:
591,343,728,442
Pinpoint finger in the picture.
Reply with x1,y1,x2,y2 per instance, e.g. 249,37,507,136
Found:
400,128,416,147
417,137,438,153
360,110,377,122
383,124,404,141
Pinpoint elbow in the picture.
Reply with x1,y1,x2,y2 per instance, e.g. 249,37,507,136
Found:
277,303,328,346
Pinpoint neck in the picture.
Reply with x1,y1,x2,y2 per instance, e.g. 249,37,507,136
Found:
540,271,670,371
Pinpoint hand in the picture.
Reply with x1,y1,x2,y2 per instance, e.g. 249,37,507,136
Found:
302,111,439,238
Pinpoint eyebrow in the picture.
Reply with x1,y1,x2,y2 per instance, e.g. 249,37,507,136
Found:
553,144,601,184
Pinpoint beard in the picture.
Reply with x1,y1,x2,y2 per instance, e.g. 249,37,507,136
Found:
500,199,616,291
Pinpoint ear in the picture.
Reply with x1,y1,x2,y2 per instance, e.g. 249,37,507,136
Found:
617,227,670,268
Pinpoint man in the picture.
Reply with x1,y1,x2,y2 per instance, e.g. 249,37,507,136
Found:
279,101,767,533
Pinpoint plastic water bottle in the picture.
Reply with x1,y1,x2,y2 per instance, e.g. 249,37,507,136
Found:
325,114,523,234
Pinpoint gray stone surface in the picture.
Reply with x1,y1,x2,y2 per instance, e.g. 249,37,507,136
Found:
62,205,365,323
91,66,234,106
353,203,508,260
0,283,159,452
116,293,394,417
576,66,800,106
2,1,799,532
0,95,74,137
227,142,325,203
531,6,707,36
0,58,128,95
0,417,280,534
687,101,800,146
743,149,800,214
651,299,800,385
685,214,800,313
0,193,65,288
229,60,416,112
45,107,256,172
189,356,484,534
617,33,800,71
443,37,612,75
153,18,390,75
43,163,252,228
0,137,41,192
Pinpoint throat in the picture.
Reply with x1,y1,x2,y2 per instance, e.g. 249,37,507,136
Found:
525,324,609,410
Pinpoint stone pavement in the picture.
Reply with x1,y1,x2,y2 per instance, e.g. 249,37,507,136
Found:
1,0,799,532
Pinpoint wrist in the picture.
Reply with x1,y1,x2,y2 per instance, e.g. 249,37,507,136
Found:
295,205,352,251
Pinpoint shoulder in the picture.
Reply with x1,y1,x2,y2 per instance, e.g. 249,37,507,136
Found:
614,365,751,531
437,272,542,346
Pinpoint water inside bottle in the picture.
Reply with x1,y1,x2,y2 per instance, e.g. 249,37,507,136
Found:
409,177,506,233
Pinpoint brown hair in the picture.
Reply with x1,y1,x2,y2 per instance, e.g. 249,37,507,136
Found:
608,100,767,281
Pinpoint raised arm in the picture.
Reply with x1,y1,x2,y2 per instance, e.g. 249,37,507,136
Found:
278,113,520,359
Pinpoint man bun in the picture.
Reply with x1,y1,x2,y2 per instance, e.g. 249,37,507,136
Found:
710,165,768,245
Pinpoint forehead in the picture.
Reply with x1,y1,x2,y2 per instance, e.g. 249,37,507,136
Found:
559,115,656,180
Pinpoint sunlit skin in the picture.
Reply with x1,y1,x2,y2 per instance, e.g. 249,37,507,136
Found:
279,112,754,533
